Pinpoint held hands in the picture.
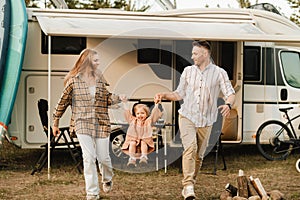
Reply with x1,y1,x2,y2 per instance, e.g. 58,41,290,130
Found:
119,94,130,110
154,93,163,104
218,104,231,118
119,94,128,102
52,126,60,137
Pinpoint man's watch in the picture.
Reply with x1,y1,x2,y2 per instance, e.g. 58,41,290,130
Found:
226,103,232,110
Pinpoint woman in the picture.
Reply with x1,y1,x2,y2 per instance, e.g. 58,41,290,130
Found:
53,49,120,200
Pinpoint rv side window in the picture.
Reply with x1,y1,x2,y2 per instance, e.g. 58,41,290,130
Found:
244,46,261,82
220,42,235,80
280,51,300,88
137,39,160,63
149,45,172,80
137,40,172,79
41,32,86,54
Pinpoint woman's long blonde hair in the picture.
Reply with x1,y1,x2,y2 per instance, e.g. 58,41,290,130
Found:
64,49,100,86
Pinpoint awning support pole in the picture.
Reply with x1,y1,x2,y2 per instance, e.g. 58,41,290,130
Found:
47,35,51,180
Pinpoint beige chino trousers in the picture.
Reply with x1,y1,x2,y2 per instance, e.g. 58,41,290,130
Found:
179,115,212,187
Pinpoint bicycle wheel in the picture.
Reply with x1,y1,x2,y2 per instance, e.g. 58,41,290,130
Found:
256,120,294,161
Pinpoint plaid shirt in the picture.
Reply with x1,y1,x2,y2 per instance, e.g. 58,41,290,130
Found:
175,64,235,127
53,74,120,138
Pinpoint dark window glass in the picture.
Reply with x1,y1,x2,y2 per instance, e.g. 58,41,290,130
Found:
41,31,86,54
175,40,192,74
137,39,160,63
220,42,235,80
149,45,172,80
244,46,261,82
264,47,275,85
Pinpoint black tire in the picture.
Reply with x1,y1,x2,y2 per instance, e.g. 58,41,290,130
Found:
109,130,128,160
256,120,293,161
296,159,300,173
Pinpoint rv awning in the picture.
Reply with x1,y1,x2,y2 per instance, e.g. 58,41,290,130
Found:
35,12,300,42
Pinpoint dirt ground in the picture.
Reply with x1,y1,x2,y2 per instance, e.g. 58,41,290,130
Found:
0,139,300,200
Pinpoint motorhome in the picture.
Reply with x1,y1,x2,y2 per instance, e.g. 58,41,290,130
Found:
6,6,300,161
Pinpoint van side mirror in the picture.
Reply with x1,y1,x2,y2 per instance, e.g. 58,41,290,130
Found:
280,89,288,101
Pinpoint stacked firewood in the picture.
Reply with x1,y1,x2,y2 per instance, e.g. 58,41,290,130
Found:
220,170,284,200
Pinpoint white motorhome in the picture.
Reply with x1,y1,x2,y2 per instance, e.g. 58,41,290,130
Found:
7,7,300,158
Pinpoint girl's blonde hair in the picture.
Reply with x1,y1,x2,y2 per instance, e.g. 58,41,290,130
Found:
132,104,150,117
64,49,100,86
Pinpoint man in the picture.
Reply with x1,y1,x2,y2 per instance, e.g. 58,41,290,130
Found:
154,40,235,200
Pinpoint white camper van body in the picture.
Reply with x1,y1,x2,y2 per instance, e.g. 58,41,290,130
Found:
7,7,300,149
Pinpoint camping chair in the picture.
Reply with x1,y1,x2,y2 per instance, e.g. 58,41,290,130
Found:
204,98,227,175
31,99,82,175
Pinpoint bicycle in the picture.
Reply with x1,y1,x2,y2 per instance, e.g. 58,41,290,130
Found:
256,107,300,161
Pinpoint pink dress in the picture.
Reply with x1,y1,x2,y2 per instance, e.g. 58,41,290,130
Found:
121,104,162,157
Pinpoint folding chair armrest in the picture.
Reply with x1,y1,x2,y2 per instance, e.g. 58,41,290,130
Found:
59,127,70,132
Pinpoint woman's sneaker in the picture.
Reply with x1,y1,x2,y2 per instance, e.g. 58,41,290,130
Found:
127,158,136,168
103,181,113,193
182,185,195,200
86,194,100,200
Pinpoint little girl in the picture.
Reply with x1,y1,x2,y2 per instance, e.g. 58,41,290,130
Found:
121,100,163,167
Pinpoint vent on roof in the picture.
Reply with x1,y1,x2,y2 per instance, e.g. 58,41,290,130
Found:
248,3,281,15
50,0,68,9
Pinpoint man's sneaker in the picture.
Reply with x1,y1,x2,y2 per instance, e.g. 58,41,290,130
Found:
127,158,136,168
182,185,196,200
103,181,113,193
139,156,148,167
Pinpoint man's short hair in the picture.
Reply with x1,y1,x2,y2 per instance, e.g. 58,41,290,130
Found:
192,40,211,52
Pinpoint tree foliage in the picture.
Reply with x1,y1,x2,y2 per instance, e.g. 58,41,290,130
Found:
286,0,300,26
24,0,150,11
23,0,300,25
25,0,40,7
236,0,251,8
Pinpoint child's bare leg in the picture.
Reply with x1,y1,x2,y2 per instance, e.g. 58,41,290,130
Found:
128,141,136,157
141,141,148,156
140,141,148,165
129,141,136,159
127,141,137,167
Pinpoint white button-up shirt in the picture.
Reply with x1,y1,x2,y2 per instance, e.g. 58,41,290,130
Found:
175,64,235,127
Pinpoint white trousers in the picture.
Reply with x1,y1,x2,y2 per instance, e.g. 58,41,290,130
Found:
77,134,114,196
